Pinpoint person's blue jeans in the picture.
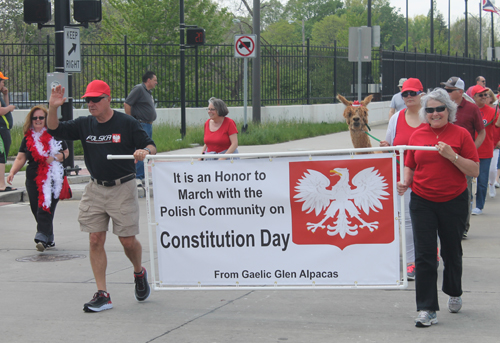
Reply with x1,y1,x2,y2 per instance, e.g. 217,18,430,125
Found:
136,122,153,180
475,158,492,210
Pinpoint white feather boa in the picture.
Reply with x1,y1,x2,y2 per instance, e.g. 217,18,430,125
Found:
30,128,64,211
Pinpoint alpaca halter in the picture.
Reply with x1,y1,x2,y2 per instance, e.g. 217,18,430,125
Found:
25,127,64,213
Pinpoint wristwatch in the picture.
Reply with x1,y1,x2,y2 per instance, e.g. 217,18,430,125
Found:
143,147,151,154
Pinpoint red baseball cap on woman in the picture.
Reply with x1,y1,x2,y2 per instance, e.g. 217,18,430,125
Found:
82,80,111,97
402,78,423,92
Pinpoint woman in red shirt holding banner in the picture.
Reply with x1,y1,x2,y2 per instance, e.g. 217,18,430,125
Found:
397,88,479,327
201,97,239,160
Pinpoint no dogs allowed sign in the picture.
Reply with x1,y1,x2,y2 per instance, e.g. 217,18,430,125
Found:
234,34,257,58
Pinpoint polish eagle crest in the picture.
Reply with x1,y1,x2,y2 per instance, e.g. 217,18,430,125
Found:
294,167,389,238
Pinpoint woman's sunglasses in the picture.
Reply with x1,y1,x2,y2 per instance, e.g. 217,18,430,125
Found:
424,106,446,114
32,116,45,121
401,91,422,98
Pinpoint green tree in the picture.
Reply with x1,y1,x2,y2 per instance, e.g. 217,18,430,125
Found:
102,0,232,44
261,0,286,29
0,0,48,44
311,15,348,47
284,0,344,42
342,0,405,49
450,17,486,58
262,20,302,45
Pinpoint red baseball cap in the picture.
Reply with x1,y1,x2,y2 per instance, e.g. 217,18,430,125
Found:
0,72,8,80
82,80,110,97
402,78,423,92
471,84,487,97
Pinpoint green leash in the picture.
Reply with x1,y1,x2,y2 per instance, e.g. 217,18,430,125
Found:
484,102,499,127
363,125,400,164
363,123,382,142
364,130,381,142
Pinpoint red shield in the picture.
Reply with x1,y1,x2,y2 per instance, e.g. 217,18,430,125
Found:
289,158,395,250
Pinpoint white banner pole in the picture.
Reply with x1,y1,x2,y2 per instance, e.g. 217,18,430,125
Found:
398,147,408,288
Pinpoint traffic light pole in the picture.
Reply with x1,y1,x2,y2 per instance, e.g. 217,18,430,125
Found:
26,0,101,173
54,0,75,169
180,0,187,139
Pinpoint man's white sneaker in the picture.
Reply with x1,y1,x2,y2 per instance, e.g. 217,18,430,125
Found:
489,184,496,198
471,208,482,215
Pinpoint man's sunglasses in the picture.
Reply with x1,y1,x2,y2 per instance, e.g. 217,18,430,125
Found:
476,93,489,98
32,116,45,121
444,88,458,93
401,91,422,98
424,106,446,114
85,96,105,103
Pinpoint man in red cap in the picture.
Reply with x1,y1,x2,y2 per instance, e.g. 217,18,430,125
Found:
470,84,496,215
466,76,486,98
0,71,16,192
47,80,157,312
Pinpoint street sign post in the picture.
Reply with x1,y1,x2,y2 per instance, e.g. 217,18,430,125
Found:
234,34,257,132
46,72,69,119
64,26,81,72
234,34,257,58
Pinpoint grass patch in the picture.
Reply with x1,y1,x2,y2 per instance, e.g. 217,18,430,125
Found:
7,120,348,157
150,120,348,152
5,164,26,173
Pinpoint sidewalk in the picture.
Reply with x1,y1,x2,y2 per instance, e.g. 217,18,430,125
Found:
1,124,499,342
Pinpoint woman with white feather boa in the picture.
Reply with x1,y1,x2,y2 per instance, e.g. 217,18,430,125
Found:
7,106,69,252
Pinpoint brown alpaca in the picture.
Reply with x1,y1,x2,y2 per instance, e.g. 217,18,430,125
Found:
337,94,374,153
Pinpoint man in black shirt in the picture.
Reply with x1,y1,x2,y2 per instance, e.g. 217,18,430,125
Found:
48,80,156,312
124,71,158,183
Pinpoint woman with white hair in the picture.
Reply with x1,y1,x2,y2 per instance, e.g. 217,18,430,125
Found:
398,88,479,327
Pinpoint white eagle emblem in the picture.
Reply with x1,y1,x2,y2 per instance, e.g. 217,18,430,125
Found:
294,167,389,238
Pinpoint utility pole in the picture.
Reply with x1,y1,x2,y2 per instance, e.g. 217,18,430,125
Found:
24,0,101,172
252,0,261,122
492,12,496,60
406,0,409,51
180,0,186,138
465,0,469,57
430,0,434,53
54,0,74,169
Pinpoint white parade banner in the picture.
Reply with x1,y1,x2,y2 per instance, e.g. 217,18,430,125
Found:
151,153,400,289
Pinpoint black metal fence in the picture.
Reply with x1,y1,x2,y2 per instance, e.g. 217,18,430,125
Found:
0,37,373,109
1,37,498,110
381,48,500,100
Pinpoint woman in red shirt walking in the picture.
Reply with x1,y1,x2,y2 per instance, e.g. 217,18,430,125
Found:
398,88,479,327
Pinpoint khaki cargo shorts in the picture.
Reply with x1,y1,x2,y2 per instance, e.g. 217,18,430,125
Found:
78,178,140,237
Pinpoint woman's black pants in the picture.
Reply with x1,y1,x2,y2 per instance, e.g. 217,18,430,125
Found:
410,189,467,311
26,179,59,244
